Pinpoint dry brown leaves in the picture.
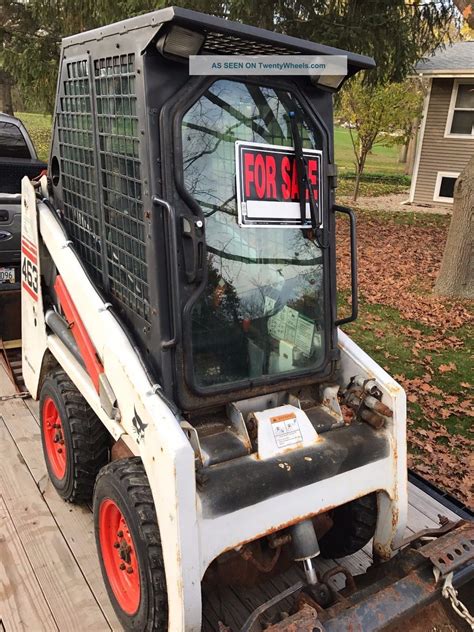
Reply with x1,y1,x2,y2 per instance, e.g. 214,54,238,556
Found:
337,212,473,509
407,421,473,509
399,371,473,509
336,214,472,330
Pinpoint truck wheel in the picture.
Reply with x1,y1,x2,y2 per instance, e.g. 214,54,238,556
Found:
319,493,377,559
94,458,168,632
39,369,109,502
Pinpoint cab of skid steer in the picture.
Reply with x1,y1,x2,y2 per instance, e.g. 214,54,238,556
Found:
48,7,374,411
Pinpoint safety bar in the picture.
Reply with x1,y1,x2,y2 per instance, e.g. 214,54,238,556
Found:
333,204,358,326
152,196,180,349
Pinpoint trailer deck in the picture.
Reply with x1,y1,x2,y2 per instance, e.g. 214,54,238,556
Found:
0,364,462,632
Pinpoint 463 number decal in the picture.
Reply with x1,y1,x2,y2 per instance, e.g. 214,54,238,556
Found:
22,256,39,300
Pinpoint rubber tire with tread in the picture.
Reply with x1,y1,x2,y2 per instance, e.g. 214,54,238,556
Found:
94,458,168,632
319,493,377,559
39,369,109,502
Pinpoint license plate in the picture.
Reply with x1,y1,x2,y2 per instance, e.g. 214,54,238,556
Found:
0,267,15,284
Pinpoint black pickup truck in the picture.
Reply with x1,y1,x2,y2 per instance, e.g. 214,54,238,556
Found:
0,114,46,290
0,113,46,342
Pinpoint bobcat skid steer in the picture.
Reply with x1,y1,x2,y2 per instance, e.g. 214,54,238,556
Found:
21,7,473,632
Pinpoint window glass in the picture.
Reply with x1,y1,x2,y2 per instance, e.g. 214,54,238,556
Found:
450,83,474,135
0,122,30,159
451,111,474,135
182,79,326,389
455,84,474,109
439,176,456,199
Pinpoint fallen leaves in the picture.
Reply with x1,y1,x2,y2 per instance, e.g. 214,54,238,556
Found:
407,420,473,509
438,362,457,373
337,210,474,510
336,213,473,331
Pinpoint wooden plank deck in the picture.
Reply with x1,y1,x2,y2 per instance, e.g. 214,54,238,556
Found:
0,364,461,632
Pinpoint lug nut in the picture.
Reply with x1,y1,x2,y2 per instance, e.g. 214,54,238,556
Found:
126,567,133,574
119,563,126,570
53,436,59,443
113,542,120,549
57,448,63,454
117,531,124,538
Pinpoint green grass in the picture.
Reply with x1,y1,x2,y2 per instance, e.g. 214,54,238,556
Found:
334,126,410,198
334,126,405,175
343,302,473,438
15,111,52,162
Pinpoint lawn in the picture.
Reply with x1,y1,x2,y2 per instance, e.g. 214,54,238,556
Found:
333,126,411,198
16,111,52,162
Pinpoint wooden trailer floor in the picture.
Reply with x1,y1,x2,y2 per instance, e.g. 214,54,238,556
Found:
0,364,461,632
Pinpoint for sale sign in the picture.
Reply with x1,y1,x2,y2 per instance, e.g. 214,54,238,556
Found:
235,141,322,227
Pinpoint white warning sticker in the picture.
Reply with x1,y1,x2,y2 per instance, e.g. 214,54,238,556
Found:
270,412,303,448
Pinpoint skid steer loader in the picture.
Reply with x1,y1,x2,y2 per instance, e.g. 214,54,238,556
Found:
20,7,473,631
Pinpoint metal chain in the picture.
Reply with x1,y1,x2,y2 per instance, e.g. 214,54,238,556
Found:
436,570,474,629
0,392,30,402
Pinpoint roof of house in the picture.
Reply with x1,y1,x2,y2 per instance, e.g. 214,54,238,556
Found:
415,41,474,75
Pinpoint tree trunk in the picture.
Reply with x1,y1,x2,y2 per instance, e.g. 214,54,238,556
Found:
434,155,474,299
405,117,419,175
353,153,367,202
398,143,408,164
353,169,362,202
0,72,14,115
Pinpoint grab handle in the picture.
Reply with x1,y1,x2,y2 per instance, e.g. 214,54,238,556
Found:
152,196,180,349
334,204,358,326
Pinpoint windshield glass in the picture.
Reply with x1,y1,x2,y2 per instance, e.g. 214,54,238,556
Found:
182,79,325,389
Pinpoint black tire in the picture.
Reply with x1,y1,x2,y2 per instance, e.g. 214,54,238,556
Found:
93,458,168,632
319,493,377,559
39,368,109,502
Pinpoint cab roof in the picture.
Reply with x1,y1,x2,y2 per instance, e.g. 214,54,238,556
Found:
63,6,375,82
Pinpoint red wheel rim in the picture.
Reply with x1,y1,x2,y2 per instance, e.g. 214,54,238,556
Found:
42,397,67,479
99,498,141,615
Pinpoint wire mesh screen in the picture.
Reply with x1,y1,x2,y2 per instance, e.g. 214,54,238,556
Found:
202,32,299,56
94,53,150,323
58,59,102,283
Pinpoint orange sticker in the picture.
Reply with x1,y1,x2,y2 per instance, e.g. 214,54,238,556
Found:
270,412,296,424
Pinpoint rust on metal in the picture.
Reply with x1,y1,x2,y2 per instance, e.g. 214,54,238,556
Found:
418,519,474,576
264,605,323,631
321,566,356,595
268,532,293,549
111,438,134,461
363,394,392,418
397,519,462,550
238,542,281,573
360,408,385,429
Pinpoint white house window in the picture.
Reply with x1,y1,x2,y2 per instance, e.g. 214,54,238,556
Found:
433,171,460,203
446,81,474,137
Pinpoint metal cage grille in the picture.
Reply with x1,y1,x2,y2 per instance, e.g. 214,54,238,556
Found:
58,59,102,283
94,54,150,323
202,31,299,56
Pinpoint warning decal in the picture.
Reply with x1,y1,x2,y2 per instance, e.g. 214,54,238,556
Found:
270,412,303,449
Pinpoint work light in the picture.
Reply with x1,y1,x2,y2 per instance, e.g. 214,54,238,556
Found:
156,25,205,60
311,74,346,90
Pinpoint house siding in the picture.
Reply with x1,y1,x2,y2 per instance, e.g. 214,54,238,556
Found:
413,78,474,205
